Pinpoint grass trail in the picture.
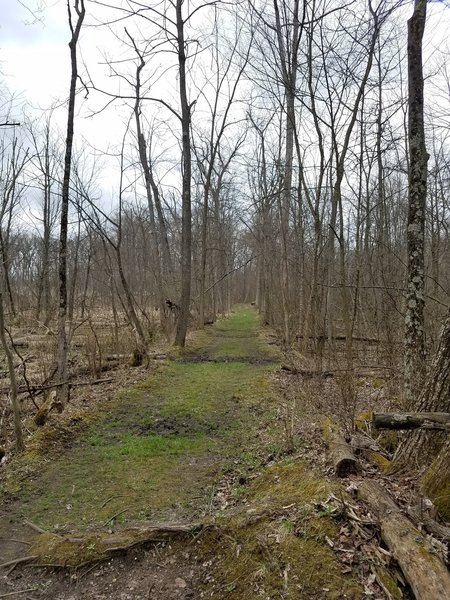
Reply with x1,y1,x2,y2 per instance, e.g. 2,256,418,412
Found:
1,305,364,599
2,305,280,531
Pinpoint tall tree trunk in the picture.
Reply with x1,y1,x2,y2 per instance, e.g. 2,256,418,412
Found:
126,31,170,334
37,168,52,325
56,0,85,407
68,218,81,324
30,117,54,327
174,0,192,347
273,0,301,346
116,249,147,350
404,0,428,406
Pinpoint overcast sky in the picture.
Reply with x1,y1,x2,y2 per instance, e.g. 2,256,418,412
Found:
1,0,450,191
1,1,70,107
2,1,449,112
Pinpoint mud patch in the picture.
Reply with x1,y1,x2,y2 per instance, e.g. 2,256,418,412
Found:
178,354,277,365
139,415,218,436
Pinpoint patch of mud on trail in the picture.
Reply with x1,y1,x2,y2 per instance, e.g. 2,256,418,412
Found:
139,415,219,436
177,354,277,364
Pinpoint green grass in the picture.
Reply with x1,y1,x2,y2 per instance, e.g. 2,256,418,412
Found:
179,304,280,362
86,431,205,456
19,431,210,528
215,304,260,333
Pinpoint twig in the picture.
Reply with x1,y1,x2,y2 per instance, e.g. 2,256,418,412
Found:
77,563,98,579
6,328,38,409
103,509,128,526
0,556,38,569
0,590,37,598
213,576,242,593
24,563,71,569
23,520,46,534
208,485,216,514
105,539,167,553
203,255,257,295
101,495,125,508
0,378,114,395
0,539,32,546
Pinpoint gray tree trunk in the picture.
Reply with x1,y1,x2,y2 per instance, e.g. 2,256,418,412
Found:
404,0,428,406
174,0,192,347
56,0,85,406
273,0,301,347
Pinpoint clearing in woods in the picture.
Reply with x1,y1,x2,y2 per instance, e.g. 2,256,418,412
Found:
0,305,362,599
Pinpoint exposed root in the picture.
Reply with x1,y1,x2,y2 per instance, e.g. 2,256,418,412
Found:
0,556,38,569
23,520,49,534
4,523,206,568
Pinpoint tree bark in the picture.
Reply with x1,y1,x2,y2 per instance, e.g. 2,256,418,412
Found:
373,412,450,431
404,0,428,405
358,480,450,600
272,0,302,346
127,33,168,333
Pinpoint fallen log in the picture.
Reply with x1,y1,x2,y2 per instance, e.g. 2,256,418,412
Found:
34,391,62,426
296,333,381,343
407,505,450,544
373,412,450,432
358,480,450,600
11,339,29,348
5,522,205,568
282,366,390,379
104,352,166,362
322,419,360,477
351,432,391,471
280,365,335,378
0,378,114,396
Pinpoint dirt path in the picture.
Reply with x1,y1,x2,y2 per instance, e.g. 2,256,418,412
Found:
1,306,363,599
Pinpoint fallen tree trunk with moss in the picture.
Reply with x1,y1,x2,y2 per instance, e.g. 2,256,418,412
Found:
357,480,450,600
407,504,450,544
0,522,205,569
373,412,450,431
350,432,391,471
322,419,360,477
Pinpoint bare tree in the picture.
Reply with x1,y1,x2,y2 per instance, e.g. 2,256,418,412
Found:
272,0,303,346
56,0,86,407
193,12,251,326
0,136,28,318
173,0,193,347
126,30,174,336
0,282,23,451
28,113,61,326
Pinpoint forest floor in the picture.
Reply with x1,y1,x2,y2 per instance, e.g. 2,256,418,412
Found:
0,306,405,599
